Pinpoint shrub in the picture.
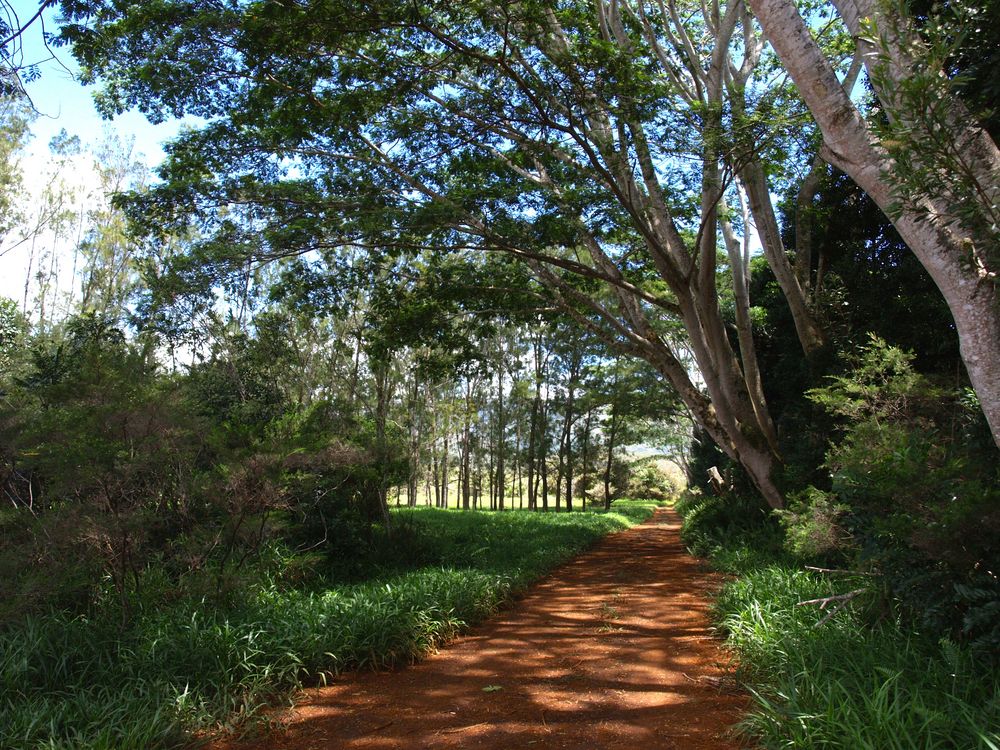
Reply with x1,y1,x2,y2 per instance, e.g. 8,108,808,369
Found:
625,458,683,503
777,486,853,562
806,336,1000,653
675,489,785,573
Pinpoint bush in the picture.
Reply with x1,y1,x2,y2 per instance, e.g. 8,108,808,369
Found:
675,489,784,572
806,336,1000,653
777,486,852,562
0,318,417,621
625,458,683,503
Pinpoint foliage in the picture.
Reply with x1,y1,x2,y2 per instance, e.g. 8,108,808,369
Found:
0,1,996,746
0,296,27,380
864,0,1000,277
1,315,210,617
623,458,683,504
719,565,1000,749
52,0,833,509
800,337,1000,651
674,489,785,572
0,312,417,621
273,400,409,569
0,96,31,238
0,501,655,750
676,493,1000,750
777,486,852,562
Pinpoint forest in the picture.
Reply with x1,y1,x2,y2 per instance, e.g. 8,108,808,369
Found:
0,0,998,748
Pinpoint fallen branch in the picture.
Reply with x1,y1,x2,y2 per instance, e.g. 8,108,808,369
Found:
796,588,867,609
797,588,868,628
804,566,872,576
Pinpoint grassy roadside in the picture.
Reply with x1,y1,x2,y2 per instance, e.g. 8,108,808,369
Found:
0,500,657,750
676,493,1000,750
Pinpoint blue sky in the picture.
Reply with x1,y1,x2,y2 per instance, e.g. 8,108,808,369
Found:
10,0,179,167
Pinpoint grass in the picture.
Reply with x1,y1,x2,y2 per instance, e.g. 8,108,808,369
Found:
676,493,1000,749
0,499,657,750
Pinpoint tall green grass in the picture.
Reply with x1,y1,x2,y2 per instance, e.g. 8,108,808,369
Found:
0,500,656,749
677,493,1000,749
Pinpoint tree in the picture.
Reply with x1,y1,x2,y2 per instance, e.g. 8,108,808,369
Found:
590,355,684,508
747,0,1000,449
76,132,147,321
0,96,31,242
0,1,57,98
56,0,853,508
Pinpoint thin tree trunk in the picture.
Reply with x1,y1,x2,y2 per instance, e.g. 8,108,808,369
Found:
740,160,827,358
441,431,450,509
526,384,541,509
580,408,593,508
540,420,549,513
487,431,495,510
496,366,505,511
604,400,619,511
515,413,524,510
462,378,472,510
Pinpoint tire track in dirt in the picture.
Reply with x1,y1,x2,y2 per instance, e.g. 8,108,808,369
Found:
211,507,747,749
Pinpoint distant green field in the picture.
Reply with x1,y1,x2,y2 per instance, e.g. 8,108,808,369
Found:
0,500,657,750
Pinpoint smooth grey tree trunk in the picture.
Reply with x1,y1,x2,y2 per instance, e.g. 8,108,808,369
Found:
749,0,1000,450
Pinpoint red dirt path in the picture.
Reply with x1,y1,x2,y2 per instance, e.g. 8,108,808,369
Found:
211,507,747,750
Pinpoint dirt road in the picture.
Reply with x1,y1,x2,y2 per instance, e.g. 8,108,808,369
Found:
212,508,747,749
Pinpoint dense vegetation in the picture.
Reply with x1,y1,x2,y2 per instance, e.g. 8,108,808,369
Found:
1,0,998,747
0,501,656,749
678,492,1000,749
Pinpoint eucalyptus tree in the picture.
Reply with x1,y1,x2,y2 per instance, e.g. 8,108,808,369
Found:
0,96,30,242
591,355,684,508
76,133,147,321
56,0,836,507
20,130,83,330
524,318,553,509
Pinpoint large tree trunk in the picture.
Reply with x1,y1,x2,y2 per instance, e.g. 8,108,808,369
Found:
749,0,1000,450
740,160,827,358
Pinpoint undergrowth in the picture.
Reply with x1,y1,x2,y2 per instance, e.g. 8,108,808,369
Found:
676,492,1000,749
0,500,656,749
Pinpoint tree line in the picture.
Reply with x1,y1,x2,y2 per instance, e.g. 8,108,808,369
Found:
0,0,997,644
1,138,682,614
